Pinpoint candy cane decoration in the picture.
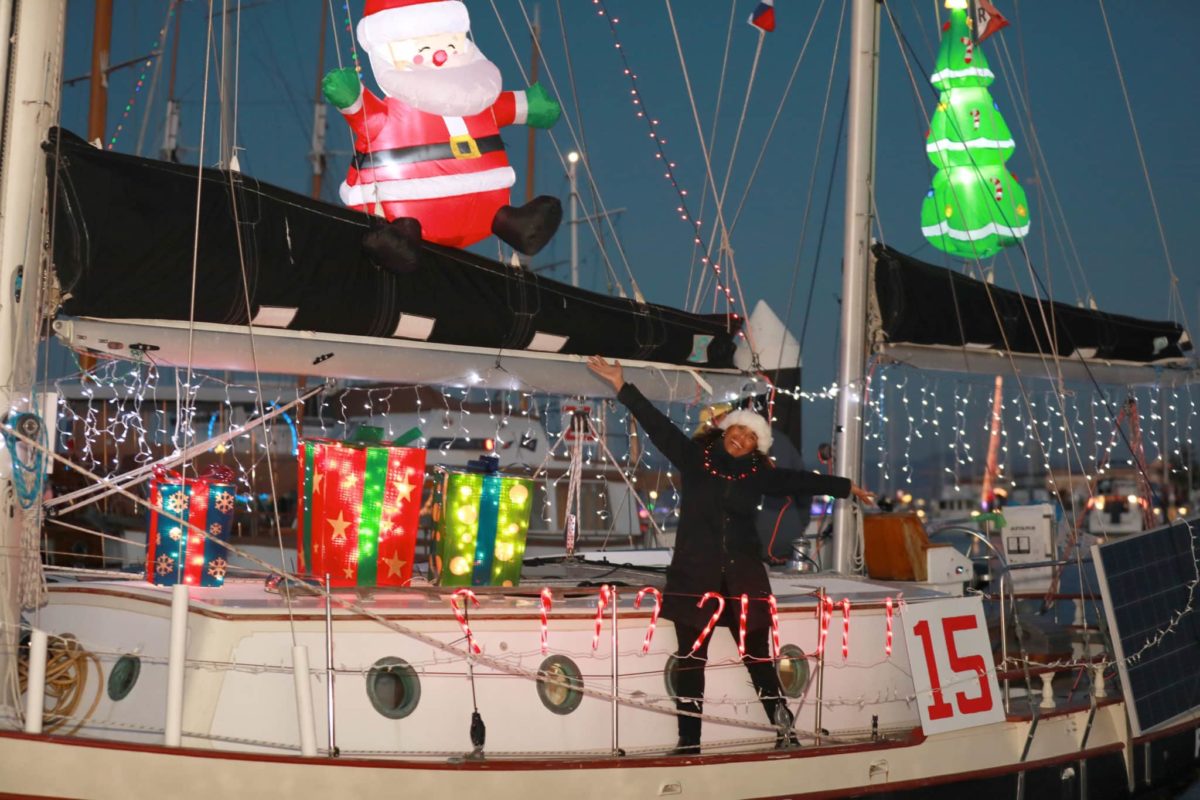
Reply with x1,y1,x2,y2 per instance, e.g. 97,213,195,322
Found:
539,587,553,655
971,108,981,129
450,589,482,654
591,584,613,650
840,598,852,660
992,178,1004,201
635,587,662,654
690,592,726,654
737,594,750,657
767,595,781,659
960,37,974,64
816,595,834,658
885,597,894,657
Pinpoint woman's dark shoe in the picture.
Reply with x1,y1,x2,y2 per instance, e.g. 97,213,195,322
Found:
668,739,701,757
775,731,801,750
772,702,799,749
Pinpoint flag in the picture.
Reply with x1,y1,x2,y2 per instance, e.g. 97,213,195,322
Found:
748,0,775,33
972,0,1009,43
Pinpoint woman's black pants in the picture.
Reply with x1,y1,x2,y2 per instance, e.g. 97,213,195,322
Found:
671,618,787,746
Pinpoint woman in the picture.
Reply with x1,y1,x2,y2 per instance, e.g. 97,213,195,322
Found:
588,356,873,754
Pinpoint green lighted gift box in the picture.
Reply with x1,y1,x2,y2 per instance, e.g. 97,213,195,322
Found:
435,468,534,587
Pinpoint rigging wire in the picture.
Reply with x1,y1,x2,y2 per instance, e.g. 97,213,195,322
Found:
795,86,848,358
133,0,179,157
683,0,739,313
662,0,758,353
992,35,1091,309
697,30,766,302
486,0,630,293
180,0,217,457
186,0,301,643
499,0,641,300
696,1,835,316
725,0,833,242
881,7,1192,617
1096,0,1189,332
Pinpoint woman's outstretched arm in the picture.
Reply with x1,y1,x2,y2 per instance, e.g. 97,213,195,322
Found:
587,356,695,469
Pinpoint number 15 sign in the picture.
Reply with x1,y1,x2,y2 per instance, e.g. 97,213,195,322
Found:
901,596,1005,735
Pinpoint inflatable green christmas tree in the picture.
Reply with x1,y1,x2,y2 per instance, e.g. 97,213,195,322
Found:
920,1,1030,259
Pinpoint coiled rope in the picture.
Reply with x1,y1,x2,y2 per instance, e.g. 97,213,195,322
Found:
18,632,102,734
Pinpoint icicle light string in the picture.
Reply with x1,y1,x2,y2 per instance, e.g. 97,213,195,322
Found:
900,376,914,486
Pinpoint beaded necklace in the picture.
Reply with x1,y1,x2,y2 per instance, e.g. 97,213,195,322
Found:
702,440,759,481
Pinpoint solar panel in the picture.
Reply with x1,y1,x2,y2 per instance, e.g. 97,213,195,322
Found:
1093,518,1200,736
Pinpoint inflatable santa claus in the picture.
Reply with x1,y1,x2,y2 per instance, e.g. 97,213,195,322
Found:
324,0,563,270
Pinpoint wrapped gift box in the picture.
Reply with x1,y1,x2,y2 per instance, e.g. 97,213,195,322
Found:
296,429,426,588
146,465,236,587
435,465,533,587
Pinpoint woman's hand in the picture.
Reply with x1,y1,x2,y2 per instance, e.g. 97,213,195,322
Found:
850,484,876,505
587,355,625,393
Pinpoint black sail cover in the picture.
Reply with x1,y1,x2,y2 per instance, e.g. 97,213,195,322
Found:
873,244,1191,364
47,128,739,367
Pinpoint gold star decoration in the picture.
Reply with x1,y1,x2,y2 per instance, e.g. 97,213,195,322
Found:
392,474,417,504
311,471,324,497
1016,204,1027,217
343,565,356,579
326,511,352,545
382,552,407,578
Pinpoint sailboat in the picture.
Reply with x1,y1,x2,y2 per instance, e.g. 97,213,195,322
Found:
2,1,1199,798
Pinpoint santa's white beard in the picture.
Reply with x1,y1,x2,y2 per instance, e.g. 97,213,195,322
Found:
375,57,503,117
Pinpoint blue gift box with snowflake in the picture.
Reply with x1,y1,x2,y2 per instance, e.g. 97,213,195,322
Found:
146,465,237,587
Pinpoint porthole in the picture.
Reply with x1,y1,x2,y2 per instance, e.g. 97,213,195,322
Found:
536,655,583,715
776,644,811,698
107,655,141,701
366,657,421,719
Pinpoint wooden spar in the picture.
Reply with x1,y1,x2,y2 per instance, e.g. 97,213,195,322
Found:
87,0,113,144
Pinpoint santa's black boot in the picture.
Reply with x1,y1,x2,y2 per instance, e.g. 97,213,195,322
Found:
363,216,423,274
491,195,562,255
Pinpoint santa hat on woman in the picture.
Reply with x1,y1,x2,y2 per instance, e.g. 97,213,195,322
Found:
358,0,471,49
719,409,773,455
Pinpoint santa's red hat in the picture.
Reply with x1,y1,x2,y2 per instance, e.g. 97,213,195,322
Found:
358,0,470,48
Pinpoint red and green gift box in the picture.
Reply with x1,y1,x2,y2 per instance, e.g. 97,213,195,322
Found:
146,465,236,587
434,463,533,588
296,428,426,588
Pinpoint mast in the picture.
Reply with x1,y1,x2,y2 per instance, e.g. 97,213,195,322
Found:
218,0,236,168
87,0,113,144
309,5,330,200
524,4,541,205
830,0,880,575
0,0,66,717
161,1,184,162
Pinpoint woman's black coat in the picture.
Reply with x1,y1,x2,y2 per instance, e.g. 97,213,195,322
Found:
618,383,852,631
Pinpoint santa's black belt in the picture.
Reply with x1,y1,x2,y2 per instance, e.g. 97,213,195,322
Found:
352,135,505,169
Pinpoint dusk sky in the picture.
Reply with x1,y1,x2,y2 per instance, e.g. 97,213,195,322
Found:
59,1,1200,465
